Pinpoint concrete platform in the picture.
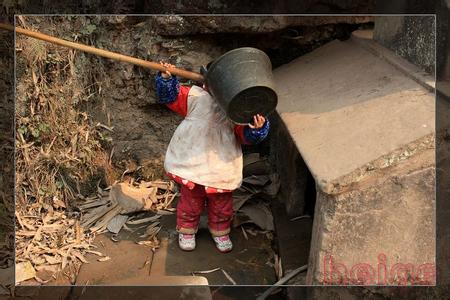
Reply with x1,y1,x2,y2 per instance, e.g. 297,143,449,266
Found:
69,285,212,300
272,29,435,285
274,29,435,194
112,275,209,285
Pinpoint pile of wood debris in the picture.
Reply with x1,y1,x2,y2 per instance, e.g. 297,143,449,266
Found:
79,180,176,242
15,200,95,284
14,18,111,284
15,179,177,284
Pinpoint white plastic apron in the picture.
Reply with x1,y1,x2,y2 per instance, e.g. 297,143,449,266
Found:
164,86,243,190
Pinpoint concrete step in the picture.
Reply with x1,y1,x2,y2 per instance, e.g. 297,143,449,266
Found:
69,285,212,300
112,275,209,285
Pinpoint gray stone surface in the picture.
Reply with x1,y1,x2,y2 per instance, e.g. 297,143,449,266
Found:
352,30,434,91
273,29,435,194
374,16,435,74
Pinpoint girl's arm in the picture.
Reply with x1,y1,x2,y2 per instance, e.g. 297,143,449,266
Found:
155,68,191,117
234,117,270,145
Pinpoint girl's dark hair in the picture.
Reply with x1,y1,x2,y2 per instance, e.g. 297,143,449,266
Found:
200,60,214,78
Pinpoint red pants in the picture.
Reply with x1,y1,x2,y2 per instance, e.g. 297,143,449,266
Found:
176,184,234,237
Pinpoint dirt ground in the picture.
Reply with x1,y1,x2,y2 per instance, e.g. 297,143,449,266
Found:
74,201,276,286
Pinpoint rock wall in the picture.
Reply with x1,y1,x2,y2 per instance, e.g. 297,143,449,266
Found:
4,0,375,14
152,16,372,36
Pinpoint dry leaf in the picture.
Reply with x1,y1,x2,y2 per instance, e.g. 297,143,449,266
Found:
61,248,71,270
156,210,174,215
43,255,61,265
85,250,103,257
126,215,160,225
15,261,36,284
98,256,111,262
72,251,89,263
52,196,66,209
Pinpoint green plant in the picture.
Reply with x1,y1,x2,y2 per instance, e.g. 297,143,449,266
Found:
80,23,97,36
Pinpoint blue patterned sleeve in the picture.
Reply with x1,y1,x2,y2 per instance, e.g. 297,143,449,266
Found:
243,119,270,144
155,72,180,104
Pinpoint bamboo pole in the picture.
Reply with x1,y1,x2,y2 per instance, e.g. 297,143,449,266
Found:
0,23,204,82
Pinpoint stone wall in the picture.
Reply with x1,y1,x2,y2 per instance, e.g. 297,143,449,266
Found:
374,16,436,74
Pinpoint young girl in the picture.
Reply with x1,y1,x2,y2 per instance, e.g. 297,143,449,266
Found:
155,62,270,252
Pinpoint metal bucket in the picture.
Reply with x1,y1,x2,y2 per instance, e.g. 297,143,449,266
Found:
204,47,278,124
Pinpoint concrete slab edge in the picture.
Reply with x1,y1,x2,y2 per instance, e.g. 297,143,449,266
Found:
318,133,435,195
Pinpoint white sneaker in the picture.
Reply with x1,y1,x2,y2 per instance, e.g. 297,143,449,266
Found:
178,233,196,251
212,235,233,253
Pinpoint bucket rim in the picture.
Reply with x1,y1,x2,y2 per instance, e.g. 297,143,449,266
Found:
226,85,278,124
206,47,272,78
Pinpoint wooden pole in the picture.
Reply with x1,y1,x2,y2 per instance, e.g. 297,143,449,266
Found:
0,23,205,82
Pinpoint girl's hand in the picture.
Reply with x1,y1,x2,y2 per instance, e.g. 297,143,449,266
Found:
160,61,175,79
249,114,266,129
